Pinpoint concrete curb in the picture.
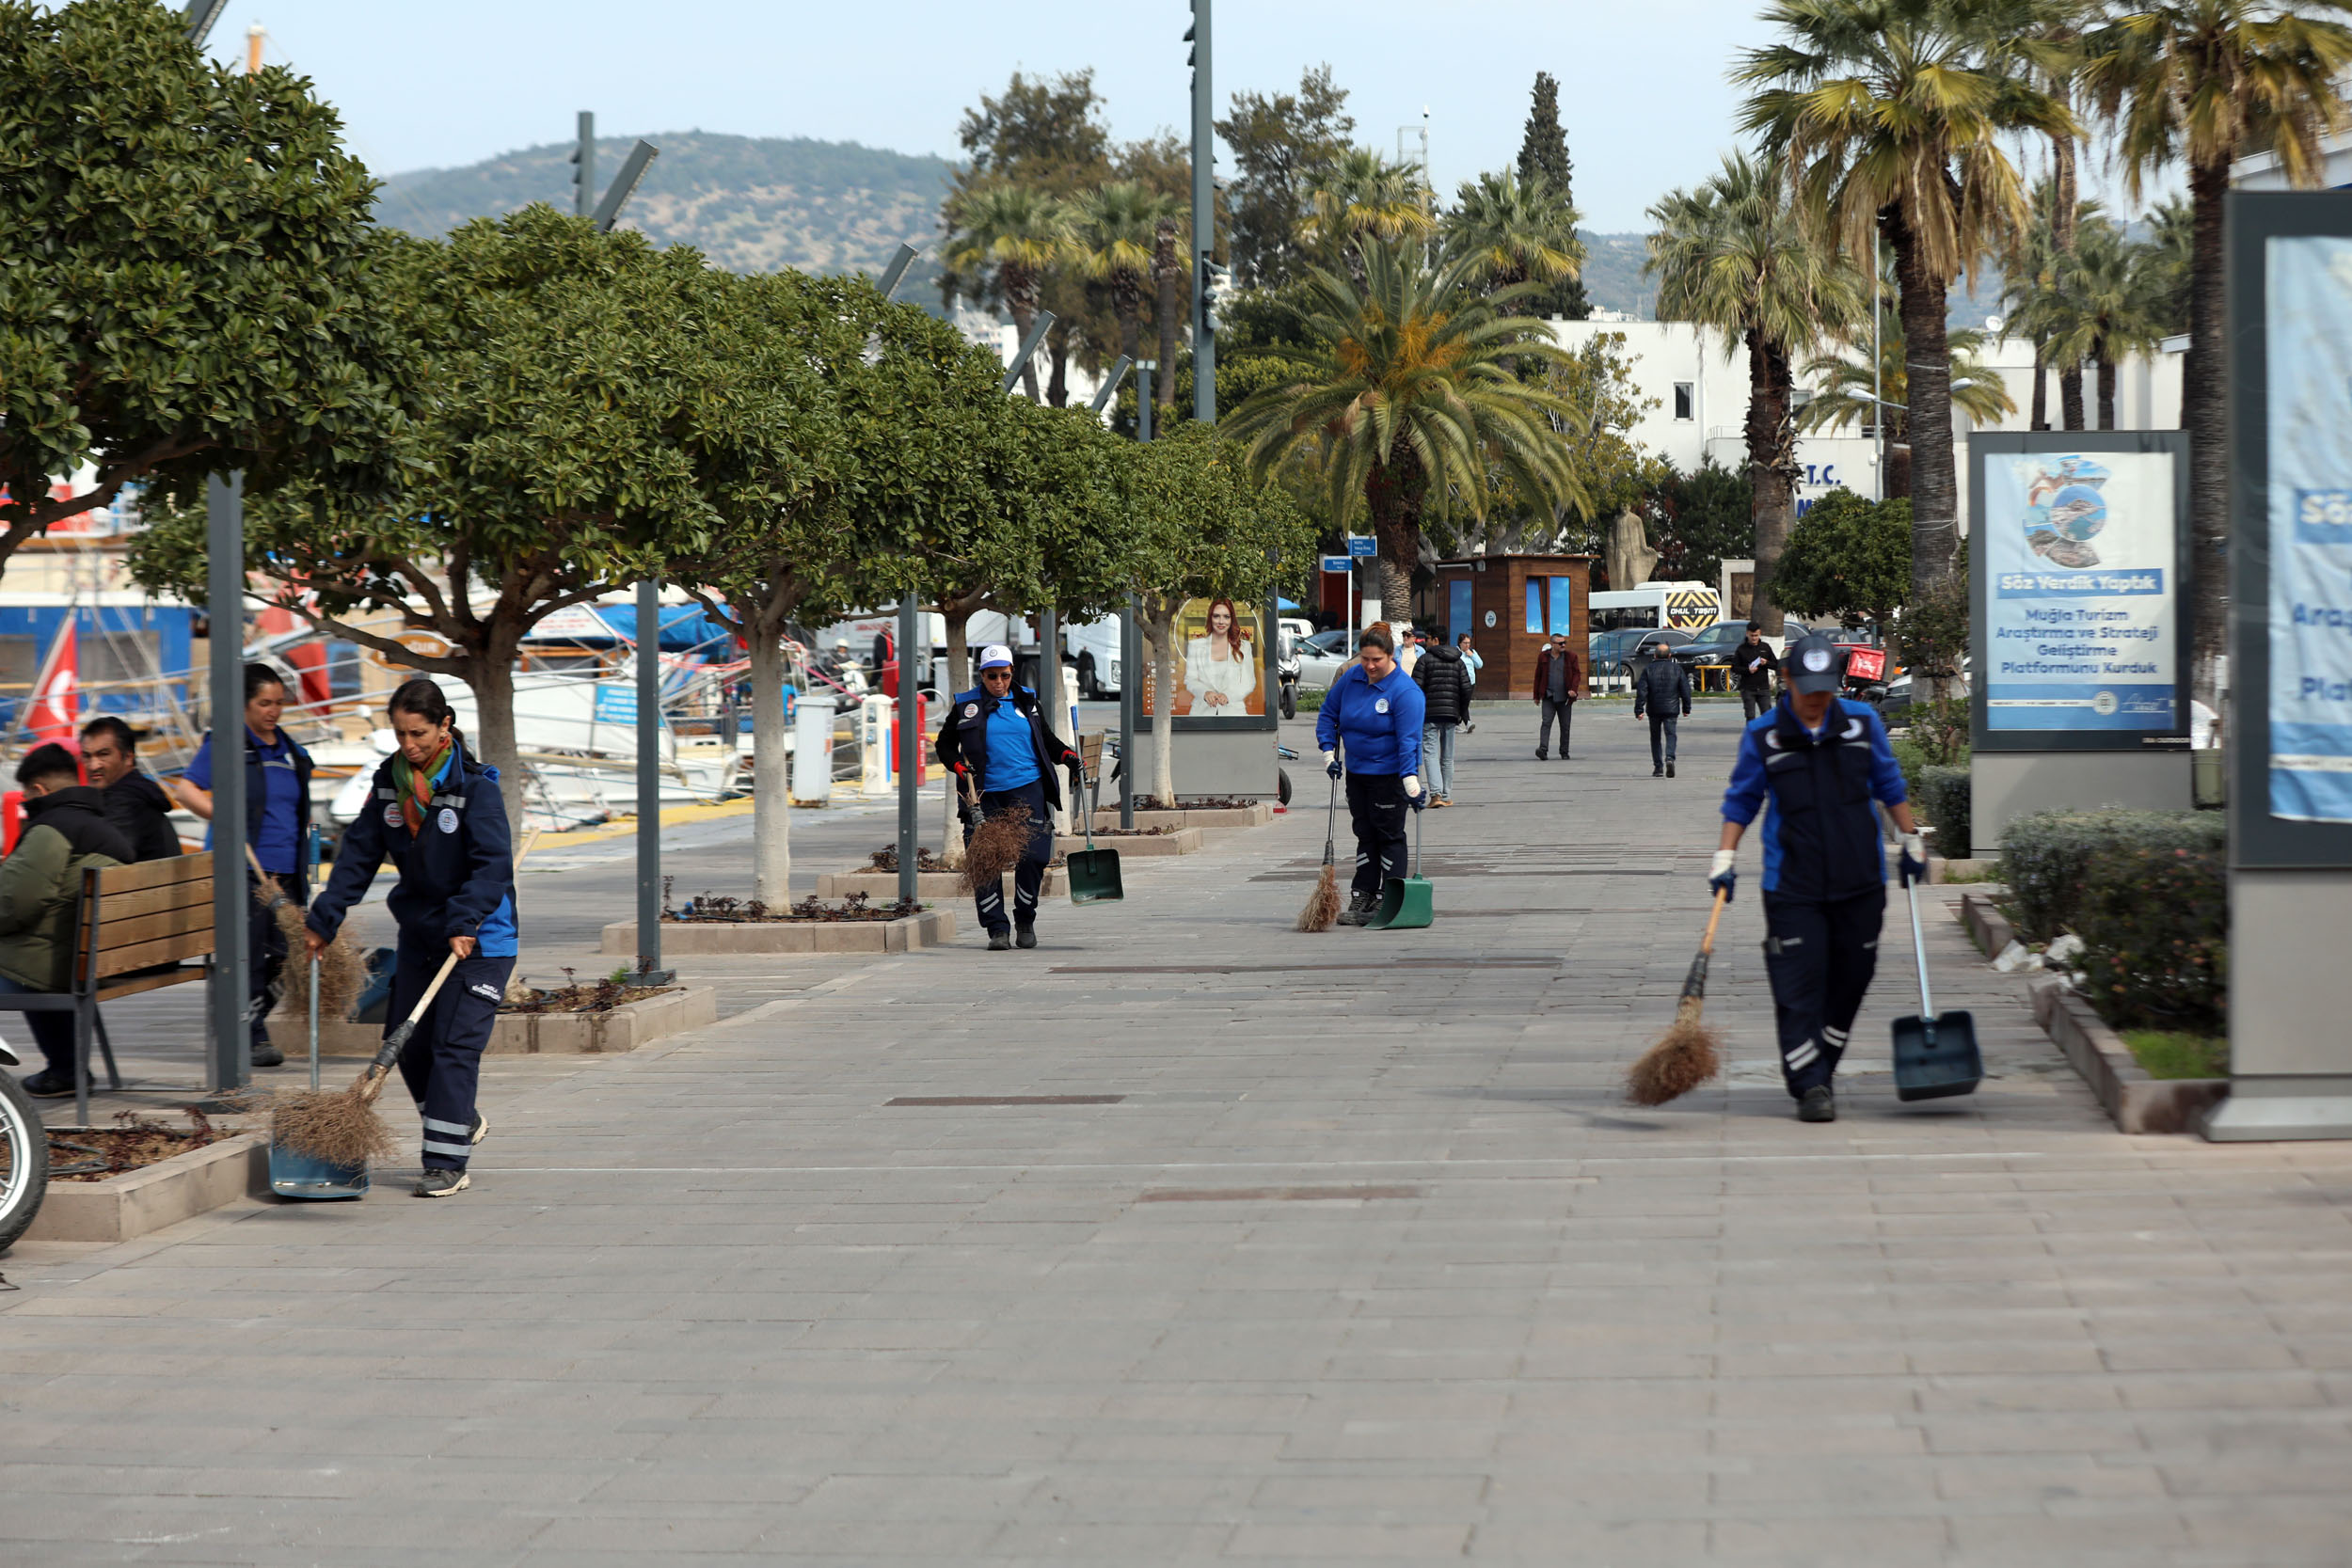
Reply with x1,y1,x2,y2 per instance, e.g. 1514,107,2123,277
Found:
1052,827,1205,858
817,869,1068,900
1958,891,2016,958
28,1133,265,1243
601,910,954,956
294,987,721,1057
2023,974,2230,1135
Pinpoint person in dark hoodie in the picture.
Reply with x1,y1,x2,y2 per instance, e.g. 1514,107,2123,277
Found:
0,744,133,1098
1411,627,1470,805
78,716,183,863
306,679,516,1197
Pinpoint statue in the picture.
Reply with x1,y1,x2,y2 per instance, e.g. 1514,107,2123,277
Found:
1606,509,1658,593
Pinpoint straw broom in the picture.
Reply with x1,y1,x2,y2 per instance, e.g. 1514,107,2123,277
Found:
246,846,363,1028
1295,770,1343,932
1626,887,1728,1106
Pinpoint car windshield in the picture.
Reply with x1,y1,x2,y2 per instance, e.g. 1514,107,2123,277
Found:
1305,630,1350,654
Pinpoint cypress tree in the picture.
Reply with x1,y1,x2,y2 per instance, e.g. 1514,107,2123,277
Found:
1516,73,1589,320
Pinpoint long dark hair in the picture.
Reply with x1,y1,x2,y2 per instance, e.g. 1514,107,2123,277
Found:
387,678,464,751
244,661,286,703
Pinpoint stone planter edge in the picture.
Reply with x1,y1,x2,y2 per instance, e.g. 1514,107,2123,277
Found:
27,1133,266,1244
2023,974,2229,1135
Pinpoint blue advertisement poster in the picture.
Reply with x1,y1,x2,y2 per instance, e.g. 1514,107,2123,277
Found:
2265,238,2352,823
1982,451,2179,732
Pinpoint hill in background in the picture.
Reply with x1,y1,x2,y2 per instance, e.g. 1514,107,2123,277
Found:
373,131,957,307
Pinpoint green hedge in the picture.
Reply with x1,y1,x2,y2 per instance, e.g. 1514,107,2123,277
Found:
1915,766,1972,859
2000,809,2226,943
2076,846,2228,1034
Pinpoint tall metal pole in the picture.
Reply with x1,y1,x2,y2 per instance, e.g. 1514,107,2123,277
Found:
636,578,663,976
204,474,249,1101
574,112,595,217
1190,0,1216,425
1872,230,1883,502
1123,363,1152,829
897,599,919,906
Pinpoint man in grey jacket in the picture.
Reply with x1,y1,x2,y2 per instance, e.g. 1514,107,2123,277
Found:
1631,641,1692,778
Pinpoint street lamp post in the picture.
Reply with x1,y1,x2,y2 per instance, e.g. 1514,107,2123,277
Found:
1188,0,1216,425
1122,361,1154,830
201,475,249,1108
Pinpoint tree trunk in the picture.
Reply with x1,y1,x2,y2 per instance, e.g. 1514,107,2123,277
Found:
1140,601,1178,809
2030,339,2049,431
460,641,523,799
1885,441,1913,501
2055,125,2086,435
1745,327,1796,637
1009,297,1041,404
1046,325,1070,408
2096,350,2117,431
1116,272,1143,365
2060,362,2087,432
1889,213,1959,604
939,607,973,869
2185,157,2229,712
746,623,791,907
1154,218,1181,410
1364,444,1427,623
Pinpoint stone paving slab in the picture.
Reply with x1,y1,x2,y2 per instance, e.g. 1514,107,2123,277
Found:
6,703,2351,1564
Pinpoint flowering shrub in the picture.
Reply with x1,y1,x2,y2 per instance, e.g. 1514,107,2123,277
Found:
2075,845,2228,1034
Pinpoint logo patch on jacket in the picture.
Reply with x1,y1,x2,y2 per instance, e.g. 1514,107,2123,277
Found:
1374,698,1389,713
437,807,458,834
964,703,978,718
469,982,501,1001
383,803,404,828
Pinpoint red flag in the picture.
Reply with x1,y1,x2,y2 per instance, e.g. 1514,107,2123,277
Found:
27,616,78,745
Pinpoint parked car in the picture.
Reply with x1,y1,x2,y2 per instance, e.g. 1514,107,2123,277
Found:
1295,628,1359,690
1672,621,1756,672
1587,627,1693,680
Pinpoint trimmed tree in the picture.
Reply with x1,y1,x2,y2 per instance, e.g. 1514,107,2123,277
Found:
0,0,415,574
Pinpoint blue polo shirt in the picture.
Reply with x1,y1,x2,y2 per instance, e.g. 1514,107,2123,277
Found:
186,727,304,875
982,702,1041,792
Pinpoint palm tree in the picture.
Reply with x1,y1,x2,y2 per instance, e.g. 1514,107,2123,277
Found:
1740,0,2073,609
1152,214,1183,415
1299,149,1438,277
2080,0,2352,705
1799,312,2017,498
1443,168,1586,298
1648,152,1867,637
1999,180,2104,431
2040,217,2169,429
943,183,1072,402
1226,242,1587,615
1071,182,1182,365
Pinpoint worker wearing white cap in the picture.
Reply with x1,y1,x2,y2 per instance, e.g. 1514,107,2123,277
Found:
933,644,1082,950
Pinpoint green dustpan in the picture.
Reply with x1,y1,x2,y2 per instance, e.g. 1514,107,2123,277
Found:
1369,798,1433,929
1065,764,1123,904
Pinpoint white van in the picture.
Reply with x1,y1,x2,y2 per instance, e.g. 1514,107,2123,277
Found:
1061,618,1122,698
1586,582,1723,634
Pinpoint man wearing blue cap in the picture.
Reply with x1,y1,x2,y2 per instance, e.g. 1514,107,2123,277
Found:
1710,634,1925,1122
934,643,1082,950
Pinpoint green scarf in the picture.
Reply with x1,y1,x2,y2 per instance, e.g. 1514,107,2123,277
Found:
391,743,453,833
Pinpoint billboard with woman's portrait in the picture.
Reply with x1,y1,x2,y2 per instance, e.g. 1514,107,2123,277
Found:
1141,597,1267,719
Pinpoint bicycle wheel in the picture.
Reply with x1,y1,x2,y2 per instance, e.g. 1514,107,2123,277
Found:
0,1070,48,1255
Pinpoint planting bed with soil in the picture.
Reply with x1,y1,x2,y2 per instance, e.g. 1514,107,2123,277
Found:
503,974,681,1014
665,890,922,924
49,1113,239,1181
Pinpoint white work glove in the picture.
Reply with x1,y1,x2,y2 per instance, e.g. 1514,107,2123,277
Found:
1323,750,1341,779
1708,848,1738,903
1899,832,1929,887
1403,774,1422,799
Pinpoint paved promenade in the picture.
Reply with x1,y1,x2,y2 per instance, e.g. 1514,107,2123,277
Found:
7,698,2352,1564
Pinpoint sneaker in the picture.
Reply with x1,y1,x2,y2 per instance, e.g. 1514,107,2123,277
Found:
1797,1085,1836,1123
1666,761,1677,778
987,930,1012,951
1337,892,1380,927
469,1113,488,1147
19,1069,74,1100
1652,767,1664,778
1014,927,1037,950
251,1041,284,1069
1534,751,1548,761
414,1168,470,1197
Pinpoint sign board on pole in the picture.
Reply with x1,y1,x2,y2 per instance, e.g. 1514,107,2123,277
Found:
1345,535,1376,558
1319,555,1351,575
1970,432,2190,751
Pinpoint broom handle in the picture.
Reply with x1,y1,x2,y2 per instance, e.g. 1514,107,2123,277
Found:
361,825,540,1080
1696,885,1728,958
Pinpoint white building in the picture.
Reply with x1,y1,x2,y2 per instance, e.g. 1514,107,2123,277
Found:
1545,318,2184,531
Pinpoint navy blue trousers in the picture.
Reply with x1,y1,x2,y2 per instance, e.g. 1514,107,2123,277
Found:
386,948,514,1171
971,780,1051,935
1760,888,1884,1099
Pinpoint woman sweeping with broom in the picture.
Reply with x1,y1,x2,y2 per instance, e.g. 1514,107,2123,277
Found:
303,679,517,1196
1310,624,1424,928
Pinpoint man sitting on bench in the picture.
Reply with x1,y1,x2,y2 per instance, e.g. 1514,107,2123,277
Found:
1,744,132,1099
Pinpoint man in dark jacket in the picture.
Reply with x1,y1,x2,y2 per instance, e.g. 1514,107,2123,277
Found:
934,643,1083,950
1735,623,1780,721
1631,640,1692,777
1410,629,1470,805
79,716,182,863
0,744,133,1098
1531,639,1581,760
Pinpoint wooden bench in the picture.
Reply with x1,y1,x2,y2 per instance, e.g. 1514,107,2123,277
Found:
0,852,216,1124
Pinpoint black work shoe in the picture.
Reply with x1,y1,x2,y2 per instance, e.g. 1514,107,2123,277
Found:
1652,767,1664,778
1014,927,1038,949
1666,761,1677,778
19,1069,74,1100
1797,1085,1836,1123
987,930,1012,951
469,1113,488,1147
414,1168,470,1197
1337,892,1380,927
1534,751,1547,760
250,1042,284,1069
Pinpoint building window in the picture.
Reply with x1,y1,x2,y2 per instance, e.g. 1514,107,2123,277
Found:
1673,383,1695,421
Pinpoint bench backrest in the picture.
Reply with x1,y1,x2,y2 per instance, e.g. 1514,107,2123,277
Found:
76,851,216,990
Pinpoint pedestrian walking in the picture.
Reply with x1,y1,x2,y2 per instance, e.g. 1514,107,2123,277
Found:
305,679,517,1196
78,716,182,863
1412,629,1470,806
933,643,1082,951
1314,623,1425,927
1395,626,1422,677
1631,641,1691,778
1456,633,1482,734
1711,634,1924,1122
1531,637,1581,760
171,662,314,1068
1735,622,1779,721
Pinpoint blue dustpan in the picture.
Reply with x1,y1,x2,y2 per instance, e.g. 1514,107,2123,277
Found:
270,879,372,1200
